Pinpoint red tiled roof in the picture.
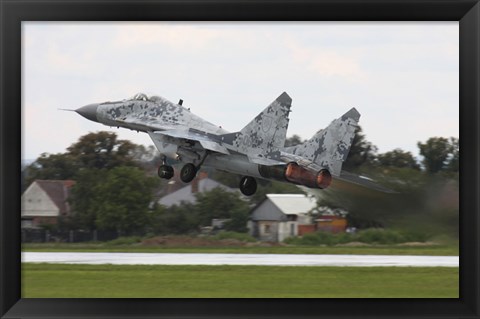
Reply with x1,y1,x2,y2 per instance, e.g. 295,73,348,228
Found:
35,180,76,215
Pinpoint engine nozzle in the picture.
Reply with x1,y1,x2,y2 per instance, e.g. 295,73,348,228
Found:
258,162,332,189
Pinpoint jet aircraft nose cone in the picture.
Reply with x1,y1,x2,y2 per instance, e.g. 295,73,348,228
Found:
76,103,99,122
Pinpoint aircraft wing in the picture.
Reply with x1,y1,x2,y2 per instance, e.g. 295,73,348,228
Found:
197,140,230,155
149,129,230,155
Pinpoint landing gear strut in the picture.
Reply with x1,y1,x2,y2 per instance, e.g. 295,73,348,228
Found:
239,176,257,196
180,163,197,183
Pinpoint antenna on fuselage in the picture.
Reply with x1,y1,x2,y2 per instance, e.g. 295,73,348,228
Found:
178,99,190,111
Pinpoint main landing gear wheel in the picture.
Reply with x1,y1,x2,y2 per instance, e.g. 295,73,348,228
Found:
239,176,257,196
180,163,197,183
158,165,174,180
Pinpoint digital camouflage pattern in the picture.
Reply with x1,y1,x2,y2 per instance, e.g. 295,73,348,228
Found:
73,91,393,194
96,93,227,135
220,92,292,164
283,108,360,176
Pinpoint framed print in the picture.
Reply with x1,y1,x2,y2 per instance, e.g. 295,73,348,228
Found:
1,0,479,318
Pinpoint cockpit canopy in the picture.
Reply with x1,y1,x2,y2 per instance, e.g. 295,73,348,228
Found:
132,93,148,101
131,93,162,103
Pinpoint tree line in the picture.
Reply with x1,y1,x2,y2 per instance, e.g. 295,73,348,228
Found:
22,127,459,239
311,127,459,240
22,131,252,236
286,127,458,174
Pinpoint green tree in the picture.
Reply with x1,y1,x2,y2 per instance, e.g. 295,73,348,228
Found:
224,207,250,233
69,168,108,230
377,148,420,170
194,188,250,227
446,137,459,172
23,131,143,192
284,134,305,147
23,153,78,189
343,125,378,171
151,203,200,235
417,137,453,174
91,166,157,235
131,144,163,173
67,131,138,170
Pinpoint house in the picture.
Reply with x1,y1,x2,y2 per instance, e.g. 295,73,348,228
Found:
316,215,348,233
314,207,348,233
158,172,238,207
21,180,75,228
248,194,317,242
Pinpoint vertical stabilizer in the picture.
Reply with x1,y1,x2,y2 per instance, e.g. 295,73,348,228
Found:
222,92,292,158
284,108,360,176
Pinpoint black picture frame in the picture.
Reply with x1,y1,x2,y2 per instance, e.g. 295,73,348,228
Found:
1,0,478,318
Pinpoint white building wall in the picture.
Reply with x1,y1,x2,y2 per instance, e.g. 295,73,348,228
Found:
297,214,312,225
247,220,254,235
21,182,59,217
277,221,298,242
256,221,278,242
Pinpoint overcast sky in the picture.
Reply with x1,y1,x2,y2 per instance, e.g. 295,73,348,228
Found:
22,22,459,161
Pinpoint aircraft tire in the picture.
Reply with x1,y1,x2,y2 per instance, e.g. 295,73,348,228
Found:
158,165,174,180
180,163,197,183
239,176,257,196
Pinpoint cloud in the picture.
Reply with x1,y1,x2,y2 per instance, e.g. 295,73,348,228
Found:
284,37,366,81
112,23,225,51
22,22,459,161
45,45,96,76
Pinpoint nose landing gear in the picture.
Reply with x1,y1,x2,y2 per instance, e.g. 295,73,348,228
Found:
158,152,207,183
239,176,257,196
157,155,174,180
158,165,174,180
157,162,197,182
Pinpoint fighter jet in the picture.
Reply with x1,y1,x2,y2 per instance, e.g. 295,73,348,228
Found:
72,92,394,195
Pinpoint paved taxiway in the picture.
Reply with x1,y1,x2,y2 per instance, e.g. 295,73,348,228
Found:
22,252,459,267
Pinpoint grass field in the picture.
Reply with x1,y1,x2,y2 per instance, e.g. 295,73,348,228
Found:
22,263,459,298
22,243,459,256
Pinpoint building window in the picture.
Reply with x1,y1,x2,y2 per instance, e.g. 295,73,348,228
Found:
264,224,271,234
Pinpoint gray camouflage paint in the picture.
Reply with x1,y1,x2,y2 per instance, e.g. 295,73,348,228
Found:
73,93,398,193
220,92,291,161
96,92,292,163
96,94,227,135
283,108,360,176
77,92,358,181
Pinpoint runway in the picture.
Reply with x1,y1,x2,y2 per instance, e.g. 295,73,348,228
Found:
22,252,459,267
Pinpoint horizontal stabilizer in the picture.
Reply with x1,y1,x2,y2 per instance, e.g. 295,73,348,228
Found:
336,171,398,193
